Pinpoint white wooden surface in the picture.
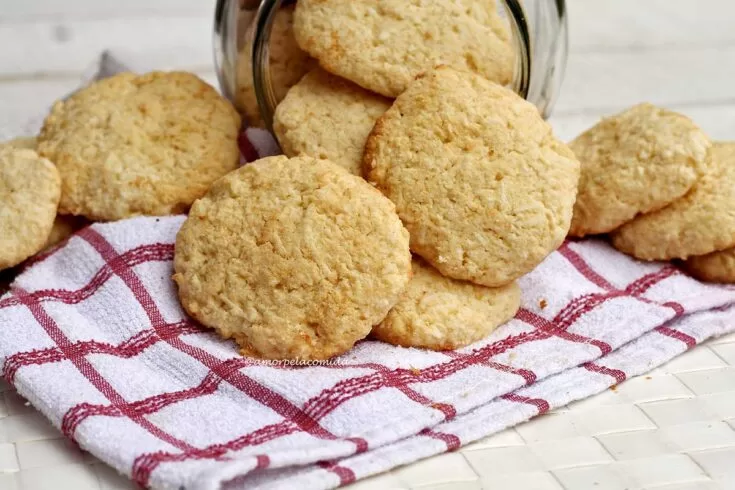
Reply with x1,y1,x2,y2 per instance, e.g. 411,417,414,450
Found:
1,1,735,489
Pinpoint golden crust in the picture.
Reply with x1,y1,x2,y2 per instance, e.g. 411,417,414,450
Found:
0,148,61,270
293,0,513,97
173,155,412,360
273,68,391,175
372,258,520,350
37,71,241,221
569,103,710,237
685,247,735,284
364,67,580,287
612,142,735,261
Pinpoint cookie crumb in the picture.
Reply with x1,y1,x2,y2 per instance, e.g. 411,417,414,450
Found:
410,367,421,376
539,299,548,309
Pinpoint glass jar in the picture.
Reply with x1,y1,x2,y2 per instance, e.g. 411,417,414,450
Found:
213,0,568,131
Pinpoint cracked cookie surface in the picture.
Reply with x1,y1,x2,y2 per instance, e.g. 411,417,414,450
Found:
174,155,411,360
372,257,520,350
38,71,241,221
612,142,735,260
364,67,580,287
293,0,513,97
274,67,390,175
569,103,710,237
0,148,61,270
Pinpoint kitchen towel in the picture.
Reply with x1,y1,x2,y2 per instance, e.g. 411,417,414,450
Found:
2,216,734,490
2,52,735,490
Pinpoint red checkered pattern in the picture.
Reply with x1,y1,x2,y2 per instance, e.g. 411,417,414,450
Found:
2,216,735,490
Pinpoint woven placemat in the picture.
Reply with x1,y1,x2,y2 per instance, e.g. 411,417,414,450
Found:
1,330,733,490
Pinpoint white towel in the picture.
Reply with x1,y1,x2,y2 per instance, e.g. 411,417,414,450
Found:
1,216,734,490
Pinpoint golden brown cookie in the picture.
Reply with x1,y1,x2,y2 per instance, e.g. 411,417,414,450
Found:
38,71,241,221
364,67,580,287
236,4,316,127
612,142,735,260
174,155,411,360
293,0,514,97
3,136,88,249
684,248,735,283
273,68,391,175
372,258,520,350
0,148,61,270
569,103,710,237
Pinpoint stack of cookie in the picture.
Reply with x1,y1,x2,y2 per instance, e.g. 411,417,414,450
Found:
567,103,735,284
175,65,580,360
0,71,242,294
16,0,733,364
240,0,515,131
171,0,580,360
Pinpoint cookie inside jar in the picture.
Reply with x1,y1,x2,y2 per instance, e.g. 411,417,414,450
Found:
233,1,316,128
216,0,569,129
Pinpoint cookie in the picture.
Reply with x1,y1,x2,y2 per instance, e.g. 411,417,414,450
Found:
273,68,391,175
38,71,241,221
684,247,735,283
372,257,520,350
174,155,411,360
0,148,61,270
611,142,735,260
293,0,514,97
236,4,316,128
569,103,710,237
2,137,37,151
364,66,580,287
3,133,88,248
